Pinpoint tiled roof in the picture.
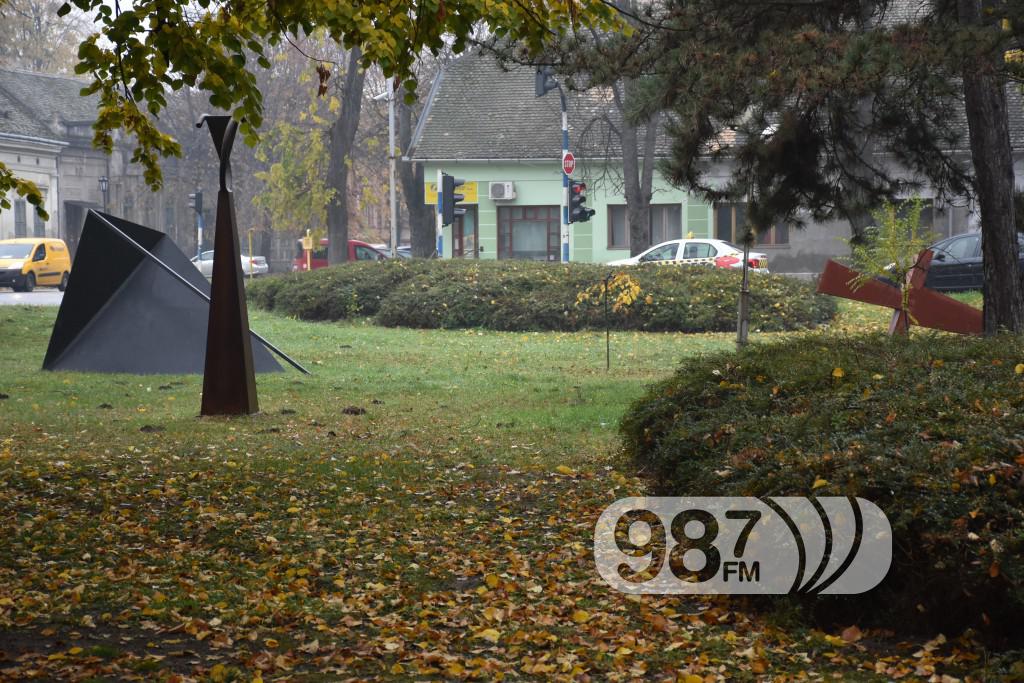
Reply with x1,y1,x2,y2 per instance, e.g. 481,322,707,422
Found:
0,69,99,142
0,83,56,141
407,53,671,161
410,39,1024,164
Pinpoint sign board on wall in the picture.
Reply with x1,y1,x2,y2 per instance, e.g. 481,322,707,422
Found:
424,181,479,205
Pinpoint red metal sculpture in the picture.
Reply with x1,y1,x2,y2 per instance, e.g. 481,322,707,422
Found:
817,250,982,335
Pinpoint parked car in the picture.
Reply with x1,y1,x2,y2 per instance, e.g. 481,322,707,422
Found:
608,238,769,273
370,243,412,259
919,232,1024,292
292,238,387,271
0,238,72,291
191,250,269,278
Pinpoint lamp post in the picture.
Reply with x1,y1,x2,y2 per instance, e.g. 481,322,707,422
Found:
98,176,109,213
373,79,399,258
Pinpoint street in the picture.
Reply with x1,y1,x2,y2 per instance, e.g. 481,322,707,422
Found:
0,290,63,306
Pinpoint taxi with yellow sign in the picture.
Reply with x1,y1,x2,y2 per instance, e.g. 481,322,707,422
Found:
608,238,769,273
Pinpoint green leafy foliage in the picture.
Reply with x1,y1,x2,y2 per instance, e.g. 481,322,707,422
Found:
620,332,1024,637
28,0,620,206
253,118,334,234
846,199,936,320
247,260,836,332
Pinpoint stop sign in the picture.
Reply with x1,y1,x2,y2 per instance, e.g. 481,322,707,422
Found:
562,152,576,176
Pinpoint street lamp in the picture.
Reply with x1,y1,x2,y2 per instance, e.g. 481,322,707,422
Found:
98,176,109,213
373,78,398,258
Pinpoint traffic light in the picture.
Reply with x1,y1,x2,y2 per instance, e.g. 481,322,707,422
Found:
440,173,465,226
568,181,595,223
187,190,203,214
535,66,557,98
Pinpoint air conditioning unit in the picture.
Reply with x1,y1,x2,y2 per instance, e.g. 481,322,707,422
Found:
488,181,516,200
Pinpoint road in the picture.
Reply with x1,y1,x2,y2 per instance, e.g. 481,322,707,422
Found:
0,290,63,306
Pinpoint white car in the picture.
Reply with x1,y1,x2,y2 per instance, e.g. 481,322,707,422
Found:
608,238,769,273
191,250,270,278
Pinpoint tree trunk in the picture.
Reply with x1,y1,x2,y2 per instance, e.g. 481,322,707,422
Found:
616,82,656,256
958,0,1024,333
326,49,367,265
398,99,434,257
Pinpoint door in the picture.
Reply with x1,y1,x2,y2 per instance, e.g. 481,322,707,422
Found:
31,243,58,284
452,207,479,258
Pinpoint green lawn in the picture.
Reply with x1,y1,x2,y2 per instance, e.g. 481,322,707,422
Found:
0,303,988,681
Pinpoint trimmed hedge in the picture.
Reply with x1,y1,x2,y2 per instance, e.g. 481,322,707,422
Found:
248,260,836,333
620,332,1024,638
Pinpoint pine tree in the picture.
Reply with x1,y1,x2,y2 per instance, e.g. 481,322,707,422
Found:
601,0,1024,332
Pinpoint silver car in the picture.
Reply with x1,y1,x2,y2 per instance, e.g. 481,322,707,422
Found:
191,250,269,278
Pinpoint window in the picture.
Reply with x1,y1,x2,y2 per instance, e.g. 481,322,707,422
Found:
650,205,683,244
942,234,980,260
32,193,46,237
639,242,679,262
608,204,683,250
682,242,716,259
354,245,379,260
497,206,561,261
33,244,46,262
608,206,628,249
14,200,27,238
716,202,790,246
756,223,789,246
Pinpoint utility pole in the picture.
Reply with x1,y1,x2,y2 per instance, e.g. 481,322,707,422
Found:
436,168,444,257
536,67,571,263
387,77,398,258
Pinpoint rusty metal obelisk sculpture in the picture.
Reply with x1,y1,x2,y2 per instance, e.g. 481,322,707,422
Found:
199,115,259,415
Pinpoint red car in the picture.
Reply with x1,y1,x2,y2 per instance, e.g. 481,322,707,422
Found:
292,238,387,271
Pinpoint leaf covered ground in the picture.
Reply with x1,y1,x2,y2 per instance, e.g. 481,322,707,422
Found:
0,303,1011,681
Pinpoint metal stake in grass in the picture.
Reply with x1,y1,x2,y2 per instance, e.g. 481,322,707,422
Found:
737,229,752,348
604,272,612,371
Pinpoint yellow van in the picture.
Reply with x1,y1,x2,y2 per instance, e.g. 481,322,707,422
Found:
0,238,72,292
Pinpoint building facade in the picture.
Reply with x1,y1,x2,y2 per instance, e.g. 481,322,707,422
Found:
408,53,984,276
0,69,195,258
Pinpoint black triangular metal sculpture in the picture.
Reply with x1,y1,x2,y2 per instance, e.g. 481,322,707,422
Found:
198,114,261,415
43,211,289,375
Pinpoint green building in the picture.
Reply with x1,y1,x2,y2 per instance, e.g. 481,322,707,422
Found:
407,54,716,264
407,52,980,276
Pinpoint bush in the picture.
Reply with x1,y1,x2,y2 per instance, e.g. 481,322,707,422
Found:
620,332,1024,639
249,260,836,333
247,260,435,321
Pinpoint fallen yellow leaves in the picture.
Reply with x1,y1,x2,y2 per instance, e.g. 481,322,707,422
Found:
474,627,501,643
